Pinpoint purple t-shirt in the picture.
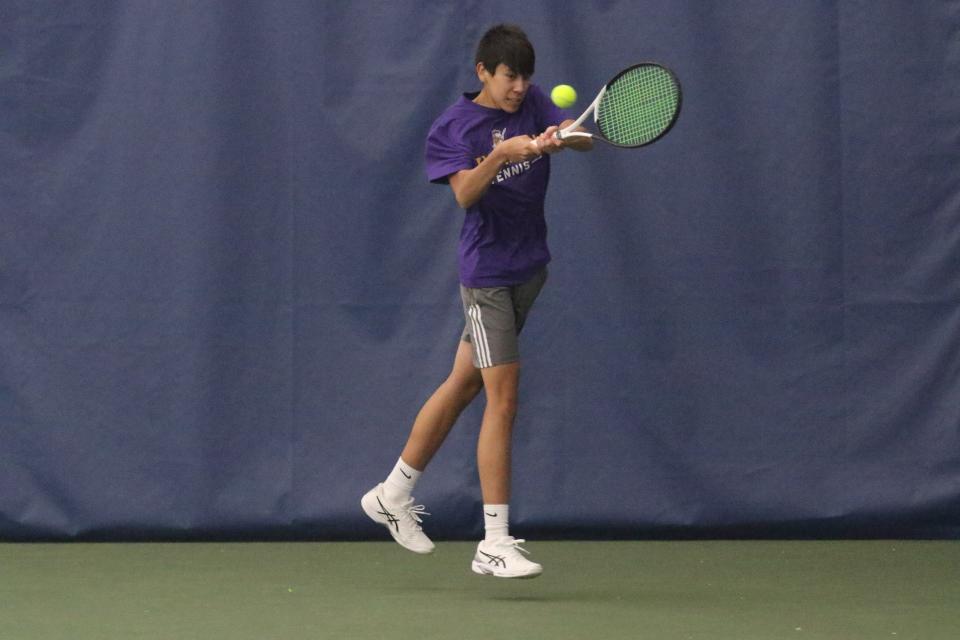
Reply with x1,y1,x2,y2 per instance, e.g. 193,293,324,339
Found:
425,84,567,287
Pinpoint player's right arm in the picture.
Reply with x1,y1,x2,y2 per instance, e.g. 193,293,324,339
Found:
448,136,541,209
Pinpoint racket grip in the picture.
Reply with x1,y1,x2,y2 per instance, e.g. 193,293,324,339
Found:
529,131,562,147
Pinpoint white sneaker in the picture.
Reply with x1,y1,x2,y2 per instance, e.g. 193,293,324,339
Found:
361,483,435,554
471,537,543,578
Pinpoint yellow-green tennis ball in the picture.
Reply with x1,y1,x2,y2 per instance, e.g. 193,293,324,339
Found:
551,84,577,108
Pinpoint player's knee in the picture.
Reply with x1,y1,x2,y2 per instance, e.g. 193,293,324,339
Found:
485,393,518,422
465,376,484,399
447,372,483,404
458,378,484,405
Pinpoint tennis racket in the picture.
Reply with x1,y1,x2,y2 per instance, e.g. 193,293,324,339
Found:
552,63,682,148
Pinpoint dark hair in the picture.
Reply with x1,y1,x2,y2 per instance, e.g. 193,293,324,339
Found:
475,24,535,78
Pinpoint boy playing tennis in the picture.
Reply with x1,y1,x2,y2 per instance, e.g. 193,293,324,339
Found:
362,24,591,578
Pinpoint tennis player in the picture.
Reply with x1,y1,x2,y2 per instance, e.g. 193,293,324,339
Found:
362,24,592,578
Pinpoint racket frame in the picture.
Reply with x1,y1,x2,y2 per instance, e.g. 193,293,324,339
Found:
557,62,682,148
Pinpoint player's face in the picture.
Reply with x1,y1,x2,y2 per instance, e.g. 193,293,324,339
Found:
476,63,530,112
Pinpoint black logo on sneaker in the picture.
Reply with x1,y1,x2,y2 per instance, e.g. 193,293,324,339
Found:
376,497,400,533
400,469,412,479
479,550,507,568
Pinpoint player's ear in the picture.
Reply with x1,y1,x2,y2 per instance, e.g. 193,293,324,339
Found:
476,62,489,82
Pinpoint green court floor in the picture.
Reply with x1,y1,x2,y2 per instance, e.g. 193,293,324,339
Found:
0,540,956,639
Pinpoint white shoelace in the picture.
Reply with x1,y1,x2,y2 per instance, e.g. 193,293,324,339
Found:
497,537,531,557
399,499,430,530
510,538,529,551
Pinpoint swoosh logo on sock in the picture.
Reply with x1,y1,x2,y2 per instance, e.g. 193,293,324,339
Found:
485,512,498,517
400,469,412,479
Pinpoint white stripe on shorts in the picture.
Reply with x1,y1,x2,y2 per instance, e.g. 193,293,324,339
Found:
468,304,492,368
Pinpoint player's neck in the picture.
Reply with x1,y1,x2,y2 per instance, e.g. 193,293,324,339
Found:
472,87,498,109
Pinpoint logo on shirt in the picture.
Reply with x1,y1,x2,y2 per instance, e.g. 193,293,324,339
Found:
475,127,540,185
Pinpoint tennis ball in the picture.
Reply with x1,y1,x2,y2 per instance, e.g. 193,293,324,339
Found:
550,84,577,108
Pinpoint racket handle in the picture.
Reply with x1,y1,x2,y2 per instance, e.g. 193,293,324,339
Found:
530,131,563,146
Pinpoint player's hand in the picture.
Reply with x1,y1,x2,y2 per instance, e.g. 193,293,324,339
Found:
496,135,543,163
534,126,565,154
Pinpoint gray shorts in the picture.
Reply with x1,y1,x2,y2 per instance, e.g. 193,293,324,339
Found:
460,267,548,369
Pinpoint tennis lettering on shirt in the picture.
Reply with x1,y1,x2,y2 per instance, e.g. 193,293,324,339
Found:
494,160,533,182
474,153,535,183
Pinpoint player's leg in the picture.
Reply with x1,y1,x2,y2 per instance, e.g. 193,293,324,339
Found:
400,340,483,470
471,360,541,578
474,266,547,505
476,361,519,505
465,272,546,579
361,340,482,554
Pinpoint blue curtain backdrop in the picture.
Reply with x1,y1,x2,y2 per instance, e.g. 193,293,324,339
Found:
1,1,958,540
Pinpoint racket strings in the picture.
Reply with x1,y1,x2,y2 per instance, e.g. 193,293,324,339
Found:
598,66,679,146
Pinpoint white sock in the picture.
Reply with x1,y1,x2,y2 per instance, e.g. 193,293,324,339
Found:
483,504,509,541
383,457,421,504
